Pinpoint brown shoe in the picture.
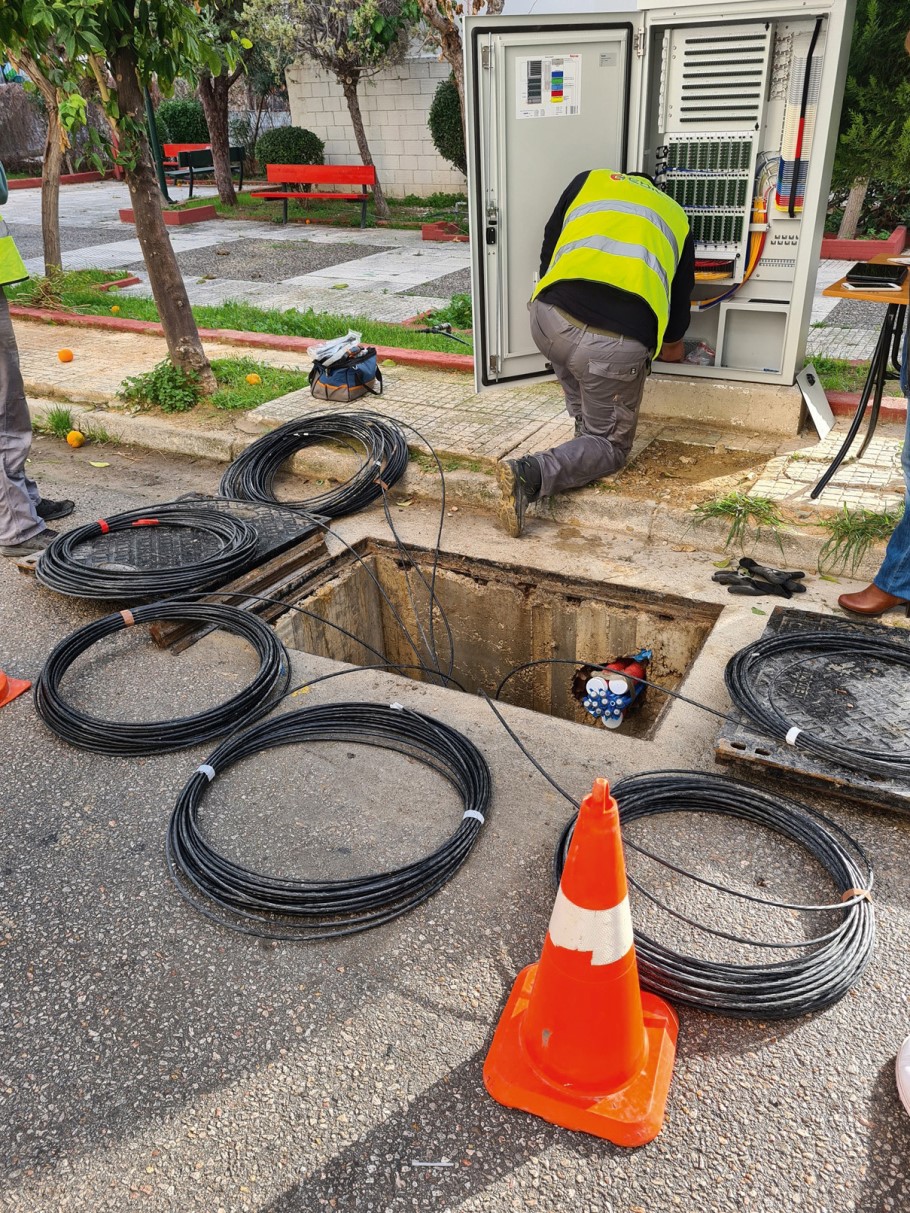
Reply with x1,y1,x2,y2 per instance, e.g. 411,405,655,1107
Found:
838,584,910,617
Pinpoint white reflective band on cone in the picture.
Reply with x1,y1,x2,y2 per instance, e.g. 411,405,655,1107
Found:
547,886,634,966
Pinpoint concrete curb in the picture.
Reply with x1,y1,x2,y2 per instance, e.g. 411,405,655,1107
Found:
827,389,907,423
27,397,884,581
10,307,475,375
7,170,114,190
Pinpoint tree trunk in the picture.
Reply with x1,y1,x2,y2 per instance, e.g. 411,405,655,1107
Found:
198,72,238,207
342,79,389,221
110,46,216,393
16,53,63,276
418,4,467,148
41,100,64,276
838,178,869,241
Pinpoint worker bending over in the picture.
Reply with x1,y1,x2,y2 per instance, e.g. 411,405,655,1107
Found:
498,169,695,538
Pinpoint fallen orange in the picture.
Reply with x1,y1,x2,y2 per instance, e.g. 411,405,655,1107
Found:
66,430,85,448
110,305,121,314
245,372,262,385
58,349,74,363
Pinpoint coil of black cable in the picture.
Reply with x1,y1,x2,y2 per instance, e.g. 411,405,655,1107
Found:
167,702,491,939
219,410,408,517
36,504,258,600
555,771,874,1018
35,602,290,755
725,629,910,778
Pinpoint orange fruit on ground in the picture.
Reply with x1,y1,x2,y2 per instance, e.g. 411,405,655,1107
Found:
110,305,120,314
245,372,262,385
58,349,74,363
66,430,85,448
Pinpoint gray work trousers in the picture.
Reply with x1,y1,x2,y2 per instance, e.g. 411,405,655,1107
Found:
529,298,650,497
0,289,42,545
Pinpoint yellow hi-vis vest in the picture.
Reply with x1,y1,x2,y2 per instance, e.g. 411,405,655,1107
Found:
0,214,28,287
532,170,689,350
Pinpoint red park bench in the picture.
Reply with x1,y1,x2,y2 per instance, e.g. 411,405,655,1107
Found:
250,164,376,227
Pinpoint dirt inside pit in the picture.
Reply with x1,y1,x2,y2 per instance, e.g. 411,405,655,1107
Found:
611,439,769,505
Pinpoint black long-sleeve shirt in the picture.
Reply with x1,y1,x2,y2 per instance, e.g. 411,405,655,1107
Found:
537,171,695,350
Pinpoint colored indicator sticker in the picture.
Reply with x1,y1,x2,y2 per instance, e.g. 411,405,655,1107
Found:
516,54,581,119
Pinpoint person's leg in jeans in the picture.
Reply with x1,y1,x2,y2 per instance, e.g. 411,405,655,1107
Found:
840,316,910,610
0,289,43,547
870,403,910,597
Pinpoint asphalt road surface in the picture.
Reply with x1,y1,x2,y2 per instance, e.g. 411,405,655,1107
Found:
1,437,909,1213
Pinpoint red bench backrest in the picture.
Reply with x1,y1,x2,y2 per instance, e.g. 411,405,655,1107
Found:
162,143,210,156
265,163,376,185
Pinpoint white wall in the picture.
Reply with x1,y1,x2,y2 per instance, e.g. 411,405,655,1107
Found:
285,58,467,199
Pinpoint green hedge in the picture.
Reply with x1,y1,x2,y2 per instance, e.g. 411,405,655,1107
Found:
255,126,325,172
428,75,466,177
156,99,209,144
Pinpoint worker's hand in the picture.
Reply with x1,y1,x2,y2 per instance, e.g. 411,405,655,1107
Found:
656,339,685,362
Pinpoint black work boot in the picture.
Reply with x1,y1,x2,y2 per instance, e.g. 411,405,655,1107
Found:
36,498,75,521
497,457,542,538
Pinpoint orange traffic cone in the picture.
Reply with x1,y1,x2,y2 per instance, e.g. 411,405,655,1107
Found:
484,777,678,1145
0,669,31,709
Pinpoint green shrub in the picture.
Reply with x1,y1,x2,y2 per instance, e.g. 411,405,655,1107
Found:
157,99,209,144
119,360,201,414
432,292,472,329
428,75,466,176
255,126,325,173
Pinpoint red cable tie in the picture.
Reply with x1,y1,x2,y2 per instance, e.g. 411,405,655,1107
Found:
131,518,160,527
97,519,110,534
120,609,135,627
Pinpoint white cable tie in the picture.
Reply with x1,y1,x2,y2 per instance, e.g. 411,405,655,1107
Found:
463,809,485,824
390,702,404,711
196,764,216,782
785,726,802,746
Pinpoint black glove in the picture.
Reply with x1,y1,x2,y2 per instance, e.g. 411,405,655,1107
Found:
738,557,807,598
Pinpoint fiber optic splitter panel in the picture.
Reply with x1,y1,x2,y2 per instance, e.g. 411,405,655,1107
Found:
466,2,855,390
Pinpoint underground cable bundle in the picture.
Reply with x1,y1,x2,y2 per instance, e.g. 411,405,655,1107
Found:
167,702,491,939
555,770,874,1018
35,602,290,755
36,504,259,599
219,411,409,517
725,629,910,778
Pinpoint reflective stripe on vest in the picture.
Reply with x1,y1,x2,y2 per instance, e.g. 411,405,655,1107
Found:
532,171,689,349
0,216,28,287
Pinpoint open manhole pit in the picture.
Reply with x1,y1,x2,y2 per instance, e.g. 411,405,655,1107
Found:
274,542,721,738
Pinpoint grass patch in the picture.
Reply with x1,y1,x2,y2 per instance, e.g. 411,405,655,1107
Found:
10,272,474,355
208,357,310,411
11,267,131,311
818,503,903,573
178,189,467,231
411,451,489,476
692,491,786,552
808,355,903,397
117,355,312,413
34,405,75,438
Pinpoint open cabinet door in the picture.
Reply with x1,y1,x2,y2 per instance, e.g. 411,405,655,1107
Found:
465,14,640,391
